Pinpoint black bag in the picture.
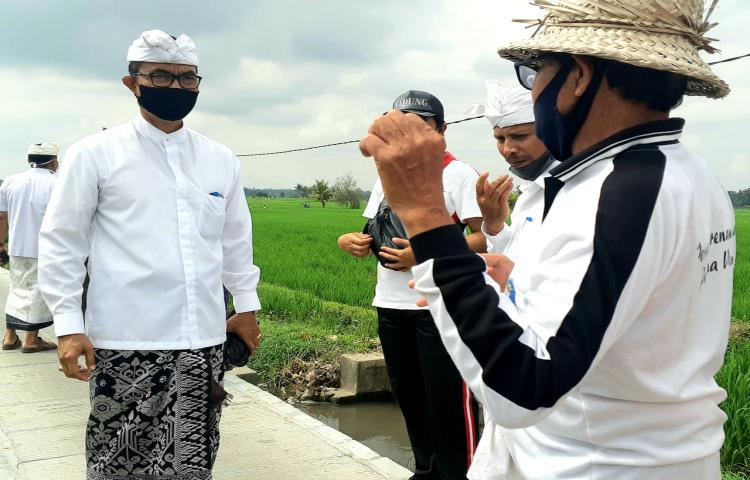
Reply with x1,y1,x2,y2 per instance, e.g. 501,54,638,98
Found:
364,199,408,266
223,332,251,370
223,308,252,371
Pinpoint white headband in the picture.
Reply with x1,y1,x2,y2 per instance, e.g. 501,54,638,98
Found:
127,30,199,66
27,142,59,156
465,80,535,128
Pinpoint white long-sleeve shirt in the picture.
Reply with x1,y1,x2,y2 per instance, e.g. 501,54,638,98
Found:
410,119,734,479
0,168,56,258
38,115,261,350
472,159,555,480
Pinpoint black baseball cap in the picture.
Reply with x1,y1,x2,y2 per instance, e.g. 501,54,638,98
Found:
392,90,445,127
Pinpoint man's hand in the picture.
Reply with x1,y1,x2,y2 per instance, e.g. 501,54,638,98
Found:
481,253,515,287
408,253,515,307
58,333,96,382
476,173,514,236
380,237,416,271
338,233,373,257
359,111,452,235
227,311,261,352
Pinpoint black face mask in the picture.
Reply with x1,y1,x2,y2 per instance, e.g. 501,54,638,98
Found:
137,85,199,121
510,153,555,181
533,58,604,161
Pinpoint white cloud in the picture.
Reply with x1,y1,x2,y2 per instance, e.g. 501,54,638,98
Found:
0,1,749,193
729,154,750,176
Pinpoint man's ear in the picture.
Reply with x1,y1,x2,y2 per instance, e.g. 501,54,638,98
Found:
439,123,448,135
570,55,595,98
122,75,139,96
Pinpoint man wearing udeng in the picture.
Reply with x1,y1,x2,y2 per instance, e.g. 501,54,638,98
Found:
38,30,261,479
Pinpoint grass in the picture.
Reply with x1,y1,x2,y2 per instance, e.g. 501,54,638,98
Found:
718,339,750,475
249,280,379,383
733,209,749,322
248,198,376,309
245,198,750,474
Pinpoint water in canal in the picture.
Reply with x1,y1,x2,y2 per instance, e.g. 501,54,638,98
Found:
294,400,416,470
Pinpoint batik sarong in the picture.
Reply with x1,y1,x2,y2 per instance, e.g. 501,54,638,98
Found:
86,345,224,480
5,256,52,331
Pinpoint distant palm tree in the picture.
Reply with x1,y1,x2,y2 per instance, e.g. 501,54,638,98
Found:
310,180,332,207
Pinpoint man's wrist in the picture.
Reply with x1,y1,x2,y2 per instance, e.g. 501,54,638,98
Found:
481,221,504,237
398,206,453,237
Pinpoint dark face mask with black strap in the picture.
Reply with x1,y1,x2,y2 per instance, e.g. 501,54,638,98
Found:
533,57,605,161
137,85,199,122
510,153,555,181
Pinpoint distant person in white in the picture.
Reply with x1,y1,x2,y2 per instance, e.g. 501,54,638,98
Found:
38,30,261,480
0,142,58,353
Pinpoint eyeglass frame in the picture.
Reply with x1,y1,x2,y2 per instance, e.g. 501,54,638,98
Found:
131,71,202,89
514,54,572,90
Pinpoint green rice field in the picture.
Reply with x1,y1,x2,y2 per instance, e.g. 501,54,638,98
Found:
247,198,749,476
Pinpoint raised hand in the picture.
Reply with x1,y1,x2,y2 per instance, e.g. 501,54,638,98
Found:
476,172,514,236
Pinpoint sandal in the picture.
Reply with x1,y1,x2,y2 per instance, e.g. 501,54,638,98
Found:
2,337,21,350
21,338,57,353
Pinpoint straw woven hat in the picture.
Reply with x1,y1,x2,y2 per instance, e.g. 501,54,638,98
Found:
498,0,729,98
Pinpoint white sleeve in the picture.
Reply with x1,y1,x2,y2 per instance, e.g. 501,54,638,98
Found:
482,222,513,253
221,157,261,313
38,145,98,337
0,183,7,211
449,164,482,221
362,179,383,220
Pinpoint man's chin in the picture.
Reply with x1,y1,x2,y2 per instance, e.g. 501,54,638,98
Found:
507,160,533,169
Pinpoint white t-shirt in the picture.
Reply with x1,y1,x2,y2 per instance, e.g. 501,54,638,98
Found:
363,154,481,310
0,168,56,258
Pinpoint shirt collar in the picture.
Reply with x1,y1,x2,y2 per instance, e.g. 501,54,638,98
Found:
549,118,684,182
133,114,188,145
29,166,55,175
533,158,560,190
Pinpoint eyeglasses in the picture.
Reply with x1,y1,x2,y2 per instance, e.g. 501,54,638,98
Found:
514,55,573,90
131,71,202,89
514,57,546,90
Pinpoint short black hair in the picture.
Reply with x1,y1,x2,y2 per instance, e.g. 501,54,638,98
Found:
28,154,56,165
127,61,143,75
599,58,688,113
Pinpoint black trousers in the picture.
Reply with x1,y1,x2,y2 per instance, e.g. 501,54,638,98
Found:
377,307,479,480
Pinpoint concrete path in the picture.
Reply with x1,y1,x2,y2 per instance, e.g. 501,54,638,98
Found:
0,328,411,480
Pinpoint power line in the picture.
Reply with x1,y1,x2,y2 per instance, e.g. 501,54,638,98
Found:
708,52,750,66
236,53,749,158
236,115,484,157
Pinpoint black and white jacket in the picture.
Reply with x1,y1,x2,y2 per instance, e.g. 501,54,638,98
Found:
411,119,736,479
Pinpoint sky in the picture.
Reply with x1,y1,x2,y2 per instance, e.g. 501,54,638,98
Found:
1,0,748,191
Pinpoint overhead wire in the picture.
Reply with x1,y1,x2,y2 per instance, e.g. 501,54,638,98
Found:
236,53,749,158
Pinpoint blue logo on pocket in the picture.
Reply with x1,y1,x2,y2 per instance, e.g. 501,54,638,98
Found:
506,278,517,305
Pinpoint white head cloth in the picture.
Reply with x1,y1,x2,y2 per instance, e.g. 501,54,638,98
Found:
465,80,535,128
27,142,59,156
126,30,199,66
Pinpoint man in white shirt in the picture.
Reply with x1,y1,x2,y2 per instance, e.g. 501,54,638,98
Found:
469,81,556,262
0,143,58,353
339,90,485,480
465,83,557,479
38,30,261,480
359,1,735,478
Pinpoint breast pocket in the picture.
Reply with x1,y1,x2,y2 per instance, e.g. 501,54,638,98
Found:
199,194,226,239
